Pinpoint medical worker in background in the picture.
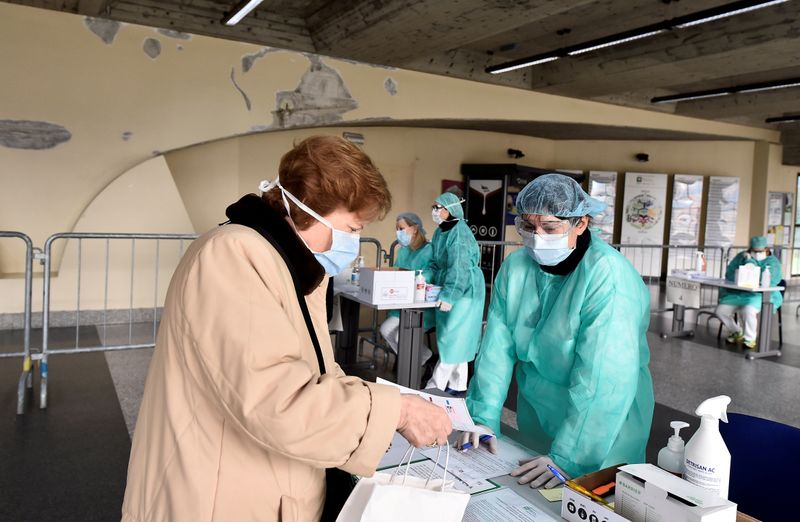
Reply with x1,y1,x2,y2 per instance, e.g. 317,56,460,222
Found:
427,192,485,394
379,212,434,362
716,235,782,349
458,174,654,487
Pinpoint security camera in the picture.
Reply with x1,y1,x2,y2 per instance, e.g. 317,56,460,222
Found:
635,153,649,162
508,148,525,159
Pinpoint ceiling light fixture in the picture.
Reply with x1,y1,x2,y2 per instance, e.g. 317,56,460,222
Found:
765,115,800,124
223,0,265,26
651,77,800,104
485,0,790,74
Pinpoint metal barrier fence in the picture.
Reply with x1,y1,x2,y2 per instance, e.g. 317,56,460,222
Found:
0,232,36,414
38,232,198,409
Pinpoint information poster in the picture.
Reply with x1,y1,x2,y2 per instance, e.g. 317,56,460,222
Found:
668,174,704,273
621,173,668,277
704,176,739,248
588,171,618,243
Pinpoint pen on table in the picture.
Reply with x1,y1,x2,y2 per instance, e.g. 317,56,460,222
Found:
546,464,612,507
546,464,568,485
460,434,493,451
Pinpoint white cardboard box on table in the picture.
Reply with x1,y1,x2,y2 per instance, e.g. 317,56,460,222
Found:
735,264,760,289
359,268,415,305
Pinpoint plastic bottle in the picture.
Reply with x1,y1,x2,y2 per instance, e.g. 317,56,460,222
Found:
761,265,771,288
350,256,364,285
414,270,426,302
683,395,732,499
657,421,690,476
695,251,707,273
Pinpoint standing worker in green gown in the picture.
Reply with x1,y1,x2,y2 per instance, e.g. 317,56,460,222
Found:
715,235,783,349
458,174,654,487
380,212,434,363
427,192,485,393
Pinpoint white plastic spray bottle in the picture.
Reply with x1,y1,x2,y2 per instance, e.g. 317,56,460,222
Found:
414,270,426,303
683,395,732,499
657,421,690,476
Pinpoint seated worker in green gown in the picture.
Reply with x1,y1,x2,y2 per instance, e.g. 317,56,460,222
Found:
457,174,655,488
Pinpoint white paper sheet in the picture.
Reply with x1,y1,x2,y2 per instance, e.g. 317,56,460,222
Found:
420,437,535,486
378,432,426,469
376,378,490,434
463,488,547,521
380,459,499,495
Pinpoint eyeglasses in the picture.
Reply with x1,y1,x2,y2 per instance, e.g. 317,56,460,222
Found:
515,216,571,237
431,204,445,211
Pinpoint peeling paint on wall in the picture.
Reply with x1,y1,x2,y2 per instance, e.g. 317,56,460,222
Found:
122,131,133,141
143,38,162,59
230,68,252,111
84,17,121,45
273,56,358,128
0,120,72,150
156,28,191,40
249,125,271,133
384,78,398,96
242,47,278,74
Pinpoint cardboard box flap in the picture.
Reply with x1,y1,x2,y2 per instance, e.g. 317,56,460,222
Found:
619,464,729,508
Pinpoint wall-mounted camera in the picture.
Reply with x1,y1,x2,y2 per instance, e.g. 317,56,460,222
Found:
635,153,650,162
507,148,525,159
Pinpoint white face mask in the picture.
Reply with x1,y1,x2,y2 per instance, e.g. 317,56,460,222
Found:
753,252,767,261
259,179,360,276
431,208,444,225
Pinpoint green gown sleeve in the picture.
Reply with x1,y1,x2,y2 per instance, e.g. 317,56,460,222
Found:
549,258,643,476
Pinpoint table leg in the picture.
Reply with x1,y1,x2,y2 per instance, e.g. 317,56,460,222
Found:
746,293,781,360
397,309,425,389
337,297,362,366
661,304,695,339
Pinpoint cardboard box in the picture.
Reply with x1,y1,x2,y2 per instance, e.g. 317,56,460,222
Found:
735,264,760,289
615,464,737,522
358,268,414,305
561,465,627,522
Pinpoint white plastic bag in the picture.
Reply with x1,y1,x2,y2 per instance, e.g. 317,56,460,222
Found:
336,445,469,522
735,264,760,289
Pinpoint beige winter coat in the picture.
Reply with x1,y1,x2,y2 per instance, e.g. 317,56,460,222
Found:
122,218,401,522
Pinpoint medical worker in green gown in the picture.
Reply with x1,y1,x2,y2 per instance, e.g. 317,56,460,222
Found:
426,192,485,393
380,212,434,362
715,235,782,349
458,174,654,488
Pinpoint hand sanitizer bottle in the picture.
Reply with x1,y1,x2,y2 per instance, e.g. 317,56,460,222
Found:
414,270,426,302
761,265,771,288
657,421,690,476
350,256,364,285
684,395,732,499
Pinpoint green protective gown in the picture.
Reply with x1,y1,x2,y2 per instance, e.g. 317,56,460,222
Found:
388,243,435,330
466,233,654,478
428,220,486,364
718,252,783,310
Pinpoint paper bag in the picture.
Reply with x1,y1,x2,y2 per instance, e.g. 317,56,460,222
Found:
336,446,469,522
736,264,760,289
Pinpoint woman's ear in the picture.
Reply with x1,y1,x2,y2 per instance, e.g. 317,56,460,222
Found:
577,216,589,234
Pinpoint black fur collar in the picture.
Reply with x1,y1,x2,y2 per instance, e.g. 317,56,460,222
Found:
225,194,325,295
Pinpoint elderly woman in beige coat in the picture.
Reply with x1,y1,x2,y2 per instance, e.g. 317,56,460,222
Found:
122,136,452,522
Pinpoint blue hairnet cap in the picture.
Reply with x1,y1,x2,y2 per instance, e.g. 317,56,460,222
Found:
750,236,768,249
517,173,607,218
436,192,465,220
397,212,426,235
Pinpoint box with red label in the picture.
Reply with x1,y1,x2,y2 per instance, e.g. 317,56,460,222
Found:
358,268,414,305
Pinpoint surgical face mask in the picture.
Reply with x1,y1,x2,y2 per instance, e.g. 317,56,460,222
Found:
525,232,574,266
431,208,445,225
259,179,360,276
396,229,412,247
753,252,767,261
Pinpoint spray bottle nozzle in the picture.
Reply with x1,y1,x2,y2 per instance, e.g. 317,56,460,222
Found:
695,395,731,423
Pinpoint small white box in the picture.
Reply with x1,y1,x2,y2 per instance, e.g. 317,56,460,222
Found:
561,465,626,522
358,268,414,305
615,464,737,522
735,264,760,289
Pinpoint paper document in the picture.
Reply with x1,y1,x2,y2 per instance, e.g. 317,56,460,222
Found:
538,487,563,502
463,489,547,521
380,460,498,495
378,432,427,469
420,437,535,486
376,378,490,434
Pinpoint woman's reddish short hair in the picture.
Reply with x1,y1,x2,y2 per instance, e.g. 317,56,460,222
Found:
263,135,391,230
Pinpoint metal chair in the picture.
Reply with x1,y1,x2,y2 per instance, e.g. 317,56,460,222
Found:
715,279,784,346
720,413,800,522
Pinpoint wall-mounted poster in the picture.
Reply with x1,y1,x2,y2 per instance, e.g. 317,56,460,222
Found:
467,179,504,242
621,172,668,277
668,174,704,273
704,176,739,248
588,171,618,243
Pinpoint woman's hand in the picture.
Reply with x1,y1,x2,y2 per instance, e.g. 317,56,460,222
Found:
438,301,453,312
454,426,496,454
510,455,569,489
397,395,452,448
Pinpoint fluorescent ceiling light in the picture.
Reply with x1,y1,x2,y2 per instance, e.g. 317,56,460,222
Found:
224,0,265,26
675,0,788,29
487,56,559,74
651,77,800,104
652,92,732,104
740,81,800,93
766,115,800,124
567,30,665,56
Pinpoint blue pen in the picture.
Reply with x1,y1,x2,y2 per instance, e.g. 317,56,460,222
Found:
546,464,568,485
460,434,493,451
